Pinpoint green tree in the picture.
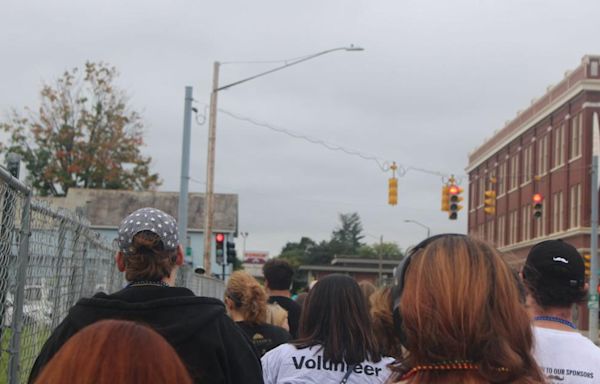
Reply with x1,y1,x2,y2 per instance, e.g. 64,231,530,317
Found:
330,212,365,255
0,62,160,196
357,242,404,260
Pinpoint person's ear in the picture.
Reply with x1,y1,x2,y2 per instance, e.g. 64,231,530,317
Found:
115,251,126,272
175,245,184,266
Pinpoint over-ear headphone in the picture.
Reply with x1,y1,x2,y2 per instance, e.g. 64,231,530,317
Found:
391,233,466,346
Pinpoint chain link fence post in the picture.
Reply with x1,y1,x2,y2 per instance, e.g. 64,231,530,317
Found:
7,188,31,384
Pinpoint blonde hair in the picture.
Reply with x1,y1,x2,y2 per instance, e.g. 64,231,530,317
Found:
265,302,289,331
225,271,267,324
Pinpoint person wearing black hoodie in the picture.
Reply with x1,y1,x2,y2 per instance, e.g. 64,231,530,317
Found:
28,207,263,384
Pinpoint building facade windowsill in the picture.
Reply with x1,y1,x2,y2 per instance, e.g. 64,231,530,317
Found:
568,154,582,163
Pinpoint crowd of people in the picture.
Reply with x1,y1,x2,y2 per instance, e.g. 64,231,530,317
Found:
27,207,600,383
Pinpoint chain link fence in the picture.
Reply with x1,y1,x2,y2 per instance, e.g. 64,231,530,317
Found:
0,167,225,384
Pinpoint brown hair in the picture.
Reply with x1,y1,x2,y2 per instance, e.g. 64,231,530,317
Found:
225,271,268,324
262,258,294,290
370,287,403,359
123,231,177,281
396,236,544,383
34,320,192,384
296,274,382,365
359,280,376,312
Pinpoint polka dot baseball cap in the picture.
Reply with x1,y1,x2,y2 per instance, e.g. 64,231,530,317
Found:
117,207,179,252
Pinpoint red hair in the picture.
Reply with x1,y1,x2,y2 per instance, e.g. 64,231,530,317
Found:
34,320,192,384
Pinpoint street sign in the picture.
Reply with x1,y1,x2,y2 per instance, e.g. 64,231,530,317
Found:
589,301,599,310
589,293,599,302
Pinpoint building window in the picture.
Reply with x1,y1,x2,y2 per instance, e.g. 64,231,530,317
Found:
509,155,520,191
553,124,565,168
469,182,475,210
522,205,531,241
508,210,519,244
486,220,495,244
497,215,505,247
537,135,548,175
498,162,507,195
478,176,485,206
570,114,582,160
552,191,564,233
569,184,581,228
523,146,532,184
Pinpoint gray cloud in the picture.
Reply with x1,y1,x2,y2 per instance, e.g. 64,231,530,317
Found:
1,0,599,257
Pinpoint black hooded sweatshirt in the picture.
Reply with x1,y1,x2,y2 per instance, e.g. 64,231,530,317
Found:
28,286,263,384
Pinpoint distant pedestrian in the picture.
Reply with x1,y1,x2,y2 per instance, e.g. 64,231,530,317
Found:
34,319,192,384
225,271,291,356
262,274,394,383
522,239,600,383
263,259,302,338
294,292,308,310
386,234,545,383
29,207,262,384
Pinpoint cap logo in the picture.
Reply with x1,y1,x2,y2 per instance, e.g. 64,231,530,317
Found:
552,257,568,264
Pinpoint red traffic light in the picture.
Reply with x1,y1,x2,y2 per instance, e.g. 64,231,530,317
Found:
448,185,459,195
532,193,543,203
215,233,225,242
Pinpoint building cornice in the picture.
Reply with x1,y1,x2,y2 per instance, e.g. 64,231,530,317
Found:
466,80,600,173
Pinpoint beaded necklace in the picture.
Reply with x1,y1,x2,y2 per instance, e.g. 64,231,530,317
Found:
399,360,509,380
127,280,170,288
533,315,577,329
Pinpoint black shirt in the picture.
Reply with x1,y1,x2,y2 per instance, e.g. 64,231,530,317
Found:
236,321,291,356
268,295,301,339
29,286,262,384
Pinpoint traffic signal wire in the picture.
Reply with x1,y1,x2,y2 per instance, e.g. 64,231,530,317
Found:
217,107,464,183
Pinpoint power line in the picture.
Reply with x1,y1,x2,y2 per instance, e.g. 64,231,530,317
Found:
217,107,464,181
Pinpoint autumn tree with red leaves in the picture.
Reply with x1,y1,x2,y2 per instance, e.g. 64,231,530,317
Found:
0,62,160,196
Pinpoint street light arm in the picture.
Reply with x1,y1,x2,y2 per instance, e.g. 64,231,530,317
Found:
216,46,364,92
404,220,431,238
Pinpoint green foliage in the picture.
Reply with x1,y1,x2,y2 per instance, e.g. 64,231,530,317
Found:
0,62,160,196
277,212,404,269
331,212,364,255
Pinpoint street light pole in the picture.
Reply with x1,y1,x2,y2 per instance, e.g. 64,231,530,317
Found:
404,219,431,239
202,46,364,274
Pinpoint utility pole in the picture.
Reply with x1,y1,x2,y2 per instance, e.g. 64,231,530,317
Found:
178,87,193,263
241,232,249,259
201,46,363,276
203,62,220,275
378,235,383,285
589,111,599,343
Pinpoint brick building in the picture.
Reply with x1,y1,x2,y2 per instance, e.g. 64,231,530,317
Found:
466,55,600,327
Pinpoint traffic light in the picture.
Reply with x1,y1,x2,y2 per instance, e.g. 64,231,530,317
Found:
215,233,225,265
448,185,463,220
483,190,496,215
388,177,398,206
533,193,543,219
441,185,449,211
583,252,592,279
226,241,236,263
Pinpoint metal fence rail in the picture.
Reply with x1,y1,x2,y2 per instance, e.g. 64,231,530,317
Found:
0,168,224,384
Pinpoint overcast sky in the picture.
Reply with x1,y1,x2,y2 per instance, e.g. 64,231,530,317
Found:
2,0,599,257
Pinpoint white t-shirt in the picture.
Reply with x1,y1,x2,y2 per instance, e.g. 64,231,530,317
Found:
261,343,394,384
533,326,600,384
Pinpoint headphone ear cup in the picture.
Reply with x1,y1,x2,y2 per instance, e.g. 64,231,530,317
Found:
391,256,411,346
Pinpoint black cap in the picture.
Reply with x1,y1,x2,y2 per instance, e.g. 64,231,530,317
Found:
523,240,585,288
